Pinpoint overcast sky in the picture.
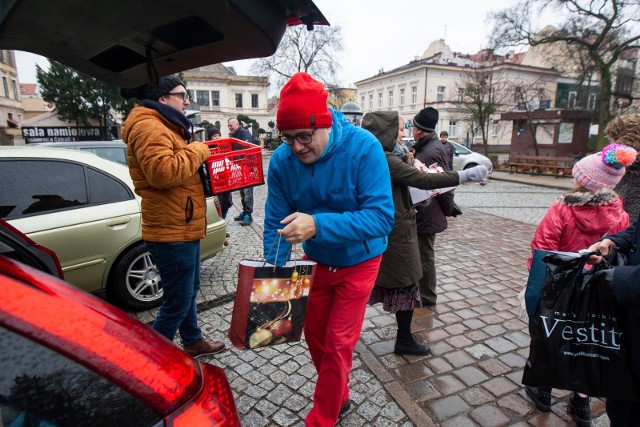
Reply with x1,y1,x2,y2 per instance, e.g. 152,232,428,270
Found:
15,0,555,87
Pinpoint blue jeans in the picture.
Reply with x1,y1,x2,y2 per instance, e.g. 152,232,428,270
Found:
144,240,202,345
239,186,254,215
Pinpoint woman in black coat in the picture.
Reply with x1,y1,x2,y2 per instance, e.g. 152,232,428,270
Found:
362,111,487,355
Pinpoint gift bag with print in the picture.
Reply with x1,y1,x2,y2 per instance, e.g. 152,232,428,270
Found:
522,251,638,399
228,259,316,349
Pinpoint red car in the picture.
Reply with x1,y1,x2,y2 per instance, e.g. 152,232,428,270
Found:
0,253,240,426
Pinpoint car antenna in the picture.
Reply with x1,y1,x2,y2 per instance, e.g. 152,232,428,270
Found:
145,45,159,84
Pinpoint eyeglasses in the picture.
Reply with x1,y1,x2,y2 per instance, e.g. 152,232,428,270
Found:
281,129,318,145
164,92,189,102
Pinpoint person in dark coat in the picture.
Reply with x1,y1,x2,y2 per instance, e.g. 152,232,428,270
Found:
362,111,488,355
439,130,455,171
412,107,454,306
609,113,640,219
228,117,258,226
206,126,232,221
588,214,640,426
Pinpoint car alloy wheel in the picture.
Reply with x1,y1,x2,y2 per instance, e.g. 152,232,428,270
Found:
112,244,163,311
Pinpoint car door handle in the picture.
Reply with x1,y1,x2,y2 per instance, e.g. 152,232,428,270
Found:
107,217,131,228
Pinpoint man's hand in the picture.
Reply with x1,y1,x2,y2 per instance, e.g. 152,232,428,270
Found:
279,212,316,244
587,238,616,264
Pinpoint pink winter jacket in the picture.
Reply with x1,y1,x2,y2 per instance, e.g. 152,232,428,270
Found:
528,188,629,270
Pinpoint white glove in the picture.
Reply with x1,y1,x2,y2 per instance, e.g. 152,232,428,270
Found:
458,165,488,184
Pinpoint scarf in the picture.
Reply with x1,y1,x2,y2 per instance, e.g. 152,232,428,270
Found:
142,99,192,140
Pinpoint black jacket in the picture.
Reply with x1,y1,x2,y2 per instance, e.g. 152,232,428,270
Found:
413,133,455,234
607,216,640,388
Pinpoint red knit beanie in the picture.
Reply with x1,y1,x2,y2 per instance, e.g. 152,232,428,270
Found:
277,72,333,131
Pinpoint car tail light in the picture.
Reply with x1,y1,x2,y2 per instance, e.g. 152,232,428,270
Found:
213,196,223,218
167,362,240,426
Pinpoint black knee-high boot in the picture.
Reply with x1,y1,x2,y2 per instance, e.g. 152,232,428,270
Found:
394,309,430,355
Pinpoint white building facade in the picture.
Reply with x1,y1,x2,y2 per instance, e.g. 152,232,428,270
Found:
182,64,271,135
354,43,562,151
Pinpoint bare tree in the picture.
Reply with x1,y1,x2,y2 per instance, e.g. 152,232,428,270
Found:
456,67,503,155
488,0,640,149
250,25,343,93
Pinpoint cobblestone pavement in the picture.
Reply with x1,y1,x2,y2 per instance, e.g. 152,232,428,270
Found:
132,163,611,426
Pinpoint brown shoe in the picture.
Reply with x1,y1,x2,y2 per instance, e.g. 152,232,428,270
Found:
183,339,225,358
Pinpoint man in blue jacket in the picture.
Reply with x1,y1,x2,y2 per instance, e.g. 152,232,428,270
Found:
263,72,394,427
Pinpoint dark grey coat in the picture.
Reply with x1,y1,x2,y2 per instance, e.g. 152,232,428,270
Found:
362,111,460,289
413,133,456,234
615,163,640,219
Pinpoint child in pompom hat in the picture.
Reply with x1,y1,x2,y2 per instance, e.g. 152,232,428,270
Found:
523,143,637,426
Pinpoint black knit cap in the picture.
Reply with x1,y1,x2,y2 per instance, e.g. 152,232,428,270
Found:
120,76,185,101
413,107,439,131
206,126,221,139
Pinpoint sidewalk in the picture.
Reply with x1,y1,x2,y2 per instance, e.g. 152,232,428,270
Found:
490,170,573,191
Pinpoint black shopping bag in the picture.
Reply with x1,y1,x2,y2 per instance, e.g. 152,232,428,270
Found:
228,259,316,350
522,251,638,399
524,249,554,334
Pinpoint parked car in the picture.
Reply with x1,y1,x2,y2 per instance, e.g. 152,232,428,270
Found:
0,254,240,426
0,146,227,311
34,140,128,165
0,218,64,279
402,138,493,173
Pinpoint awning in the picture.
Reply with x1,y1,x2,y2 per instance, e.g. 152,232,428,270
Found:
7,118,19,127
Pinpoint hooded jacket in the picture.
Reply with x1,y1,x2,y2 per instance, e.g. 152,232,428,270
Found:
263,109,395,267
615,163,640,220
528,188,629,268
121,106,210,242
362,111,460,288
413,132,455,234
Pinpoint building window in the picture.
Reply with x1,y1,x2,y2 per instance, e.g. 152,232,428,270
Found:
400,88,405,106
411,86,417,104
448,121,457,137
251,94,259,108
361,95,365,109
489,87,495,104
492,120,499,137
437,86,445,102
187,90,194,102
457,88,464,102
388,90,394,107
11,79,18,100
588,93,596,110
2,76,9,98
235,93,243,108
211,91,220,107
378,92,383,108
515,86,522,105
368,94,373,109
568,91,577,108
196,90,209,106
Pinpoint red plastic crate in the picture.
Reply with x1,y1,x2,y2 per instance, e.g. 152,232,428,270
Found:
204,137,264,195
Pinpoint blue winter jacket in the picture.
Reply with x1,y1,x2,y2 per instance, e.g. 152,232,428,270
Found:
263,109,394,267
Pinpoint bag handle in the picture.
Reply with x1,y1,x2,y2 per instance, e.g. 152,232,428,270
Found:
264,232,295,271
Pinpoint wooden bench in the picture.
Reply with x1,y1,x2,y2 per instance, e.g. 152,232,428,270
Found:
508,154,576,178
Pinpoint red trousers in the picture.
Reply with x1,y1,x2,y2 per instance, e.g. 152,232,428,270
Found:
304,255,382,427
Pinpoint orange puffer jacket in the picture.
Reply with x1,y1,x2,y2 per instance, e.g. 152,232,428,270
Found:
122,106,210,242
